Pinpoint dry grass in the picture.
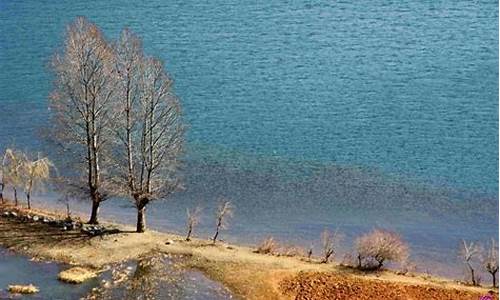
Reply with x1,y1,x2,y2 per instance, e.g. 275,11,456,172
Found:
58,267,97,283
8,284,39,294
254,236,305,258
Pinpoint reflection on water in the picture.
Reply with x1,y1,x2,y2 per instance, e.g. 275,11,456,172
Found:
86,253,232,300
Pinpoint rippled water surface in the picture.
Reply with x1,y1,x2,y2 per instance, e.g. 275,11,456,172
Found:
0,0,498,278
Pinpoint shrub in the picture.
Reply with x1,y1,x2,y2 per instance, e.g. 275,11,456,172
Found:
355,228,409,270
255,236,278,254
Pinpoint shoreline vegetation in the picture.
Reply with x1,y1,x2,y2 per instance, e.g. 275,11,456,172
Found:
0,201,497,299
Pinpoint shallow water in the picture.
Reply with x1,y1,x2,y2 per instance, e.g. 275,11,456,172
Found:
92,254,233,300
0,0,498,280
0,249,97,300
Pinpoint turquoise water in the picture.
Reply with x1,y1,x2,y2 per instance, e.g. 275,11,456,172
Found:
0,0,498,278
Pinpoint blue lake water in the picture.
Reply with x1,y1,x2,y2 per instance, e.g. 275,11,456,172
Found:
0,0,498,278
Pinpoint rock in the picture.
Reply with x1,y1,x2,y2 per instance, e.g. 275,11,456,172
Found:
11,212,17,217
8,284,39,294
3,211,10,217
165,239,175,245
48,220,59,226
32,215,39,222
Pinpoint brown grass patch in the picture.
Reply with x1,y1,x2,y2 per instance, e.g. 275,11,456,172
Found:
58,267,97,283
8,284,39,294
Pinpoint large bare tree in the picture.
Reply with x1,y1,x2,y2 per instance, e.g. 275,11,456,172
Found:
110,29,184,233
48,17,116,224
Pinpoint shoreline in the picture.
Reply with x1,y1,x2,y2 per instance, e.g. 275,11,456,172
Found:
0,202,496,300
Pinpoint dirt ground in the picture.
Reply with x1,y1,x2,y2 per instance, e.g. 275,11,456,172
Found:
0,203,497,300
280,272,498,300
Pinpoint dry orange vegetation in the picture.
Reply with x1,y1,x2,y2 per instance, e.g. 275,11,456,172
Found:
0,203,497,300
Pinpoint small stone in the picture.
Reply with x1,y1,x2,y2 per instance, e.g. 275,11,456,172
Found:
32,216,39,222
11,212,17,217
165,239,174,245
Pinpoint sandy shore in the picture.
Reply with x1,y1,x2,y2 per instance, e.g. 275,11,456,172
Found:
0,202,497,300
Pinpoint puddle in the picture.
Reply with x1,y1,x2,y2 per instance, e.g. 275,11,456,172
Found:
85,253,233,300
0,249,98,300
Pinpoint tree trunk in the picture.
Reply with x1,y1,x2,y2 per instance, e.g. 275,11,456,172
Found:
0,183,4,204
492,272,497,288
13,188,18,206
186,226,192,241
27,179,33,209
212,226,219,243
377,259,384,269
137,207,146,233
88,200,100,224
469,265,476,286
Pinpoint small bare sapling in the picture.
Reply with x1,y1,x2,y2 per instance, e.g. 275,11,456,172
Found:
482,239,499,288
320,229,343,263
459,239,481,286
212,200,233,243
185,206,202,241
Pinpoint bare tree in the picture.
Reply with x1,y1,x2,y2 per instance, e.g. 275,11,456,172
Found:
110,29,184,233
2,149,26,206
460,239,481,286
355,228,409,270
21,155,54,209
185,206,202,241
320,229,343,263
212,200,233,243
0,151,5,204
48,17,116,224
482,239,499,288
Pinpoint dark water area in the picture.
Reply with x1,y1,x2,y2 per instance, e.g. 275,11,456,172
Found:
0,0,498,281
0,249,97,300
